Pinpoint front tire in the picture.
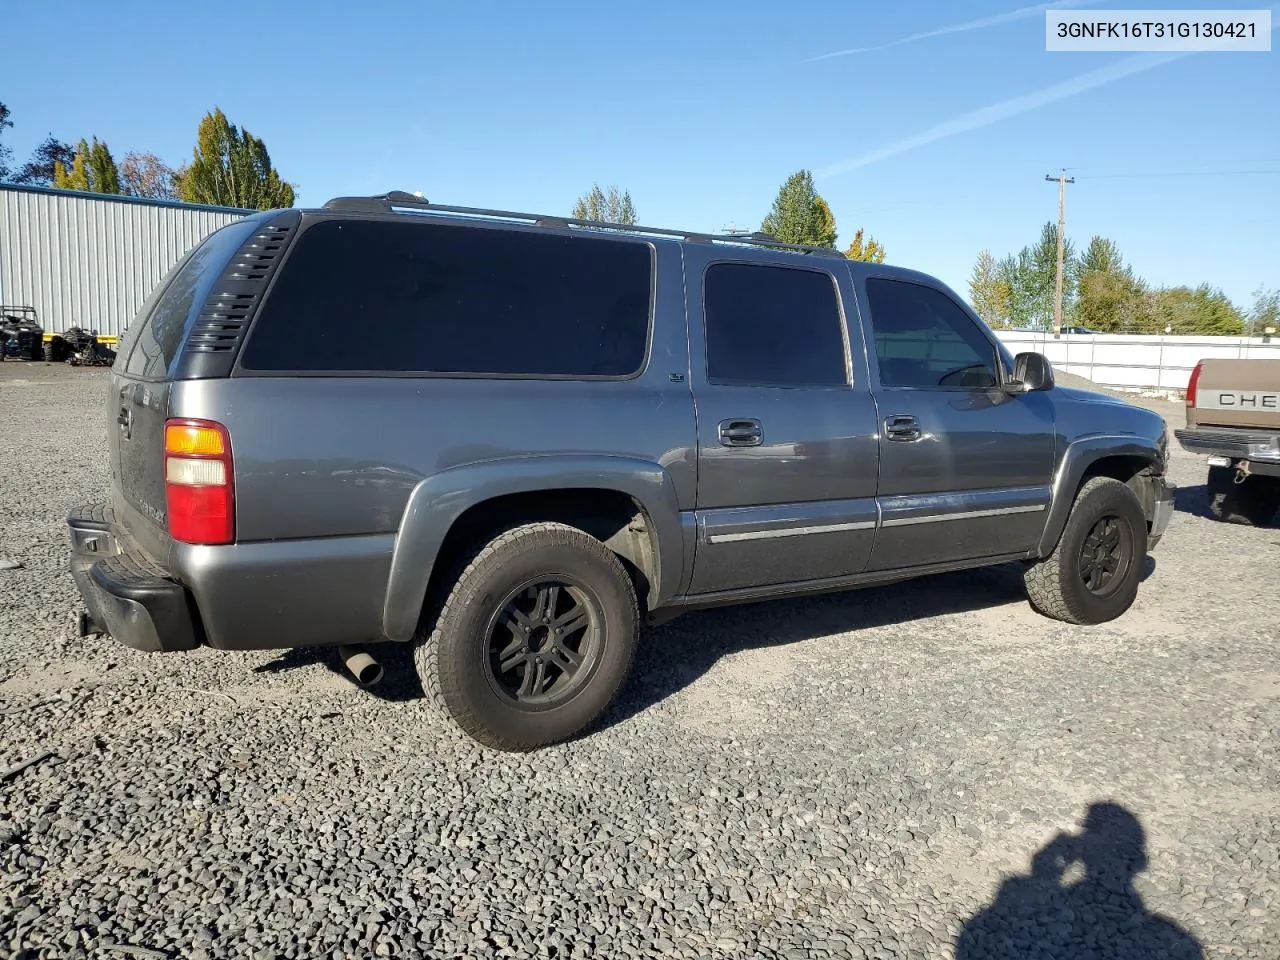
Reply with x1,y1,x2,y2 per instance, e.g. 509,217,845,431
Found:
1024,476,1149,625
416,522,639,751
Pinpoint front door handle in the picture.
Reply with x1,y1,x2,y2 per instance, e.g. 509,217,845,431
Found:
718,418,763,447
884,414,921,442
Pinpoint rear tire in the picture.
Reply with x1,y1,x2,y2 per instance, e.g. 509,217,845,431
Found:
1024,476,1149,625
1207,466,1278,526
415,522,639,751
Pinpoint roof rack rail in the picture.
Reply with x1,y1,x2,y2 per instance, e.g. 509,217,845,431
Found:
319,192,847,258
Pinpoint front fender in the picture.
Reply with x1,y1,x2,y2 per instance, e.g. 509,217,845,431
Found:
382,455,686,641
1036,434,1163,557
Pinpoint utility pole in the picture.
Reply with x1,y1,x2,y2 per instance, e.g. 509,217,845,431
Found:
1044,170,1075,332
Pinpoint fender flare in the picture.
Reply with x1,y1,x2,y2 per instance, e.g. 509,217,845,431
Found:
1036,434,1163,557
382,455,686,641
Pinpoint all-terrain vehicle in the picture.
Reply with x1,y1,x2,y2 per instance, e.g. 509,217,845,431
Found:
45,326,118,366
0,306,45,361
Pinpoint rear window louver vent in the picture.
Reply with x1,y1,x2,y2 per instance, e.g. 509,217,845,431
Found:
186,221,295,356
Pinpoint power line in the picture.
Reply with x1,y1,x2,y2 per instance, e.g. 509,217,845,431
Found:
1076,169,1280,180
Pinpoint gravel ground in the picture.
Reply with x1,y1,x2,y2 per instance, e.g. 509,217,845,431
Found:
1,361,1277,960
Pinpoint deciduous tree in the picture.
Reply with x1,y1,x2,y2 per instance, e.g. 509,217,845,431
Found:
844,227,886,263
969,250,1010,327
11,134,75,186
176,107,295,210
1153,285,1244,336
1246,285,1279,337
120,151,177,199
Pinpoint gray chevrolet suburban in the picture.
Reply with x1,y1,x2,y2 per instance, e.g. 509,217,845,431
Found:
68,192,1175,750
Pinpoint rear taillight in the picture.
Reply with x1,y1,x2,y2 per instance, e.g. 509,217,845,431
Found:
164,418,234,545
1186,361,1204,407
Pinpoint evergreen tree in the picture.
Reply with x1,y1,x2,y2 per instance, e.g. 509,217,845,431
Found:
760,170,837,247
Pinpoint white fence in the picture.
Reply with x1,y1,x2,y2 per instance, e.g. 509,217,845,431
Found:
993,331,1280,394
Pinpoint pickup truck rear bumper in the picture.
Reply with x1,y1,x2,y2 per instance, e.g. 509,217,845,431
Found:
1174,426,1280,478
67,504,201,652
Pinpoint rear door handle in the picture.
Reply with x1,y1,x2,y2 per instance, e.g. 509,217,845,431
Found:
884,415,921,442
718,418,763,447
117,406,132,439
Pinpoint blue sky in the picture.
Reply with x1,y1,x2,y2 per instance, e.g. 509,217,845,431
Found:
3,0,1277,307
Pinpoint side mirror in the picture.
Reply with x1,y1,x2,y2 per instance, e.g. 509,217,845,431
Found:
1010,351,1055,393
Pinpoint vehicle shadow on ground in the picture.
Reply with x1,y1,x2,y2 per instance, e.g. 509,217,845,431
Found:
599,557,1156,732
1174,484,1213,520
955,801,1204,959
1175,483,1280,526
252,641,426,703
250,558,1156,712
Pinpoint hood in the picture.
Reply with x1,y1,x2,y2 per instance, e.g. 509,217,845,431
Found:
1053,385,1136,408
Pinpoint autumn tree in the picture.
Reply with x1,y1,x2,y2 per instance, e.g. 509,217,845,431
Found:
844,227,886,263
120,151,177,199
571,183,637,224
176,107,295,210
760,170,837,247
969,250,1010,327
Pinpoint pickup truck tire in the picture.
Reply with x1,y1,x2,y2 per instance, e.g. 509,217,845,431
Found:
416,521,639,751
1023,476,1148,625
1207,466,1279,526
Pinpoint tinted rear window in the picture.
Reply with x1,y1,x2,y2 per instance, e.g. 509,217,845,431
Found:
123,218,260,379
240,219,654,377
704,263,847,387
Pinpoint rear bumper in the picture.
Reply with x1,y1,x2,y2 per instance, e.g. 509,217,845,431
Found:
1174,427,1280,477
68,504,200,652
68,503,395,653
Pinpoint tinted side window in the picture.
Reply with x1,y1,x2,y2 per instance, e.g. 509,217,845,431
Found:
124,219,258,378
704,263,847,387
864,279,1001,389
240,220,653,377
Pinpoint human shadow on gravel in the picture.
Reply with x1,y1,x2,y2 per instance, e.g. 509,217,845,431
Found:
252,641,426,703
598,559,1154,732
955,802,1203,959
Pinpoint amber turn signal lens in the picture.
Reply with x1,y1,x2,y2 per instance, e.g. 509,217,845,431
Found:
165,423,226,456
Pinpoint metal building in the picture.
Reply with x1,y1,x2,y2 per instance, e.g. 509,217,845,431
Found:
0,184,250,340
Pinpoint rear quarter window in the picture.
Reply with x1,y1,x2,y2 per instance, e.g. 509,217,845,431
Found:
239,219,654,377
122,218,261,379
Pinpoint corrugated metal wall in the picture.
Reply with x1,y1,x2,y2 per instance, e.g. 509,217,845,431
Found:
0,185,249,338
